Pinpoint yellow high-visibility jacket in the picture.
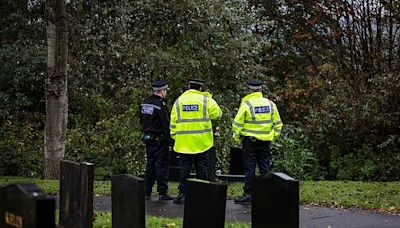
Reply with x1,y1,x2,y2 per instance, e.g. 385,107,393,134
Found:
232,92,283,142
170,89,222,153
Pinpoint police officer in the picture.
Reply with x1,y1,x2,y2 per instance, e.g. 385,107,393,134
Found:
140,80,174,200
170,78,222,204
232,79,283,203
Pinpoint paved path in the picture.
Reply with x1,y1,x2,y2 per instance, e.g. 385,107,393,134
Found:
94,196,400,228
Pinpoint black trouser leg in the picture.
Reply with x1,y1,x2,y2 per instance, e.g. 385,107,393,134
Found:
256,141,271,176
242,138,257,195
178,154,193,194
194,151,208,180
145,144,157,194
155,142,169,194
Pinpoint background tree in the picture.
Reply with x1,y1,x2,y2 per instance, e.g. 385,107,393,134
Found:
250,0,400,180
44,0,68,179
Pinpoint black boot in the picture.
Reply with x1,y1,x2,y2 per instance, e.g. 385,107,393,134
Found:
234,194,252,204
159,193,174,200
173,193,185,204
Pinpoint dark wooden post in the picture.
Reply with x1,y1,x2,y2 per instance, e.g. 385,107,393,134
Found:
169,151,181,181
183,179,227,228
112,174,145,228
80,162,94,228
229,147,244,175
0,183,55,228
252,172,299,228
59,160,94,228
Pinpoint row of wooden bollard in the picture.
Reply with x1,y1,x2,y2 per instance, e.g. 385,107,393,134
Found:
0,160,299,228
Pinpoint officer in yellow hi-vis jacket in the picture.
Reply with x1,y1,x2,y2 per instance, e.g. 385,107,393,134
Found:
170,78,222,204
232,79,283,203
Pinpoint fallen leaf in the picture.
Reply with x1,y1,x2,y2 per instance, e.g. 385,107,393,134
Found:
165,223,176,227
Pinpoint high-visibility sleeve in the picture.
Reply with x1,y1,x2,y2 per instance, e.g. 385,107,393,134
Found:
232,102,247,142
208,98,222,120
170,101,177,140
272,103,283,139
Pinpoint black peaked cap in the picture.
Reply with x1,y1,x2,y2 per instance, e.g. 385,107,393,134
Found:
188,78,205,86
151,80,168,90
247,79,263,86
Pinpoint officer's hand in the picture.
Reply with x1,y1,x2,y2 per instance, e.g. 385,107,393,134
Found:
168,139,175,151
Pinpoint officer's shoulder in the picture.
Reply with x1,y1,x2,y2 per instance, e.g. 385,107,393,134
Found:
264,97,277,106
143,95,154,101
151,96,166,106
262,96,271,102
143,96,159,105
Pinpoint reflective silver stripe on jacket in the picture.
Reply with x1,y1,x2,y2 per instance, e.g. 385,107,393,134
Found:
170,125,176,129
203,95,207,118
244,119,272,124
273,128,282,133
175,95,209,123
175,128,212,135
242,129,271,134
177,118,210,123
140,103,161,110
245,101,255,120
269,100,274,115
175,99,181,120
233,121,243,127
274,121,282,125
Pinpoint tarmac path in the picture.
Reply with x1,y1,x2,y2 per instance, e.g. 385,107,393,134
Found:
93,196,400,228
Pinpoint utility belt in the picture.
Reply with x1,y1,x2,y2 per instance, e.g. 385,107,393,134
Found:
243,136,270,144
244,136,260,142
142,132,165,144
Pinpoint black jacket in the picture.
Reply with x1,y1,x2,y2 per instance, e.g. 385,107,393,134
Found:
139,94,172,145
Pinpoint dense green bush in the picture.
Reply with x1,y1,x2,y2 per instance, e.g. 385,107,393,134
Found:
0,119,43,177
330,144,376,181
329,142,400,181
66,102,145,180
0,0,45,177
271,125,320,180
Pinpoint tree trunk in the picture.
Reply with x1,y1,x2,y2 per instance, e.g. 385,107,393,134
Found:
388,0,394,70
44,0,68,179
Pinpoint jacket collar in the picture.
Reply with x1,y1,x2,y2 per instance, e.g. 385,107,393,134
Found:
183,89,213,98
241,92,263,102
151,94,165,100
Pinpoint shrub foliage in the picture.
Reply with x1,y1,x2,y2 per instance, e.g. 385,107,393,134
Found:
1,0,399,180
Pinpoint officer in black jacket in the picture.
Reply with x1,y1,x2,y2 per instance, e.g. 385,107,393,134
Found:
140,80,174,200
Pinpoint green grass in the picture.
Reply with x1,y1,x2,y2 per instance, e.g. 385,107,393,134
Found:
0,176,59,195
93,212,250,228
1,176,399,213
300,181,400,214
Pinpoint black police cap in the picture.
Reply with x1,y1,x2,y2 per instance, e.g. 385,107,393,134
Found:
188,78,205,86
151,80,168,90
247,79,263,89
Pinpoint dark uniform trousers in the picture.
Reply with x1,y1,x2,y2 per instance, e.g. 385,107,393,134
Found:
145,137,169,195
242,137,271,195
178,150,209,194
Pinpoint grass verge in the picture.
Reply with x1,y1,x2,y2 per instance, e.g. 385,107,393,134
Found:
300,180,400,214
